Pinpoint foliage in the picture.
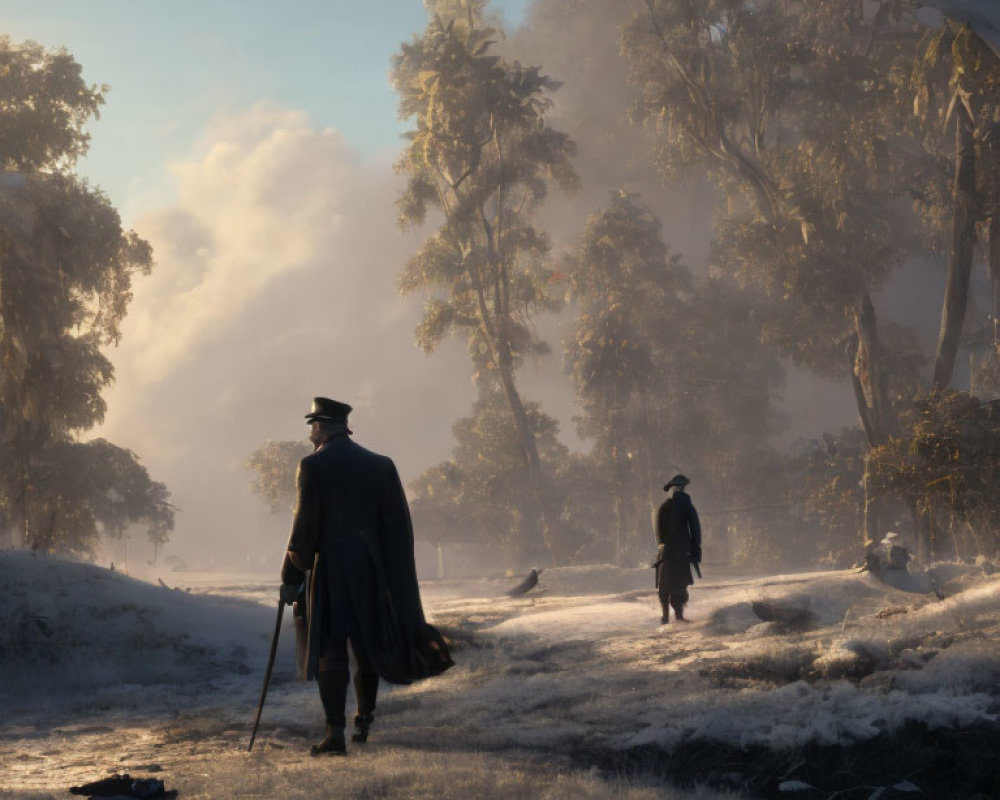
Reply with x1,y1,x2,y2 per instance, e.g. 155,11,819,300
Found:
0,38,166,552
621,0,923,430
23,439,173,556
564,191,784,564
786,428,868,566
0,175,152,437
406,460,472,552
868,389,1000,559
400,2,1000,569
909,18,1000,251
408,390,571,569
615,1,1000,561
908,18,1000,388
0,36,105,171
564,190,681,564
391,2,577,562
246,440,312,514
392,5,575,373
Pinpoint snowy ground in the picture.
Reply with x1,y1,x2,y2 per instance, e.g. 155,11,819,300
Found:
1,551,999,799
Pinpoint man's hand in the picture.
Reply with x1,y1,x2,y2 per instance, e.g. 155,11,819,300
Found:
281,551,306,585
279,582,302,604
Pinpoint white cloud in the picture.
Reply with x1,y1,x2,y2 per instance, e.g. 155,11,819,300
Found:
122,102,363,383
96,103,484,563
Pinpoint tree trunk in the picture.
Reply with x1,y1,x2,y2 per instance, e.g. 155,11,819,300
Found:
17,430,29,548
861,467,880,545
932,108,977,388
492,342,558,559
495,342,544,478
472,268,561,564
850,293,896,545
988,123,1000,320
613,488,625,567
910,499,930,565
850,293,894,447
928,508,937,563
964,520,983,560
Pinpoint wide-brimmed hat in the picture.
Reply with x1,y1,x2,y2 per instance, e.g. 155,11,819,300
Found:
305,397,352,423
663,474,690,491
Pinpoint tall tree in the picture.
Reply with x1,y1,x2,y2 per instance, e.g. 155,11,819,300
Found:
621,1,938,550
622,1,922,447
910,18,1000,387
566,191,783,564
564,191,683,564
391,1,576,562
0,38,167,553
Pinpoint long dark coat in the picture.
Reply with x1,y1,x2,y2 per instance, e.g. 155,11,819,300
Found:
656,490,702,588
283,435,453,684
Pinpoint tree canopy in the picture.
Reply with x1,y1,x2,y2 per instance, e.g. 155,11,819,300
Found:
0,37,170,554
246,440,312,514
391,1,577,563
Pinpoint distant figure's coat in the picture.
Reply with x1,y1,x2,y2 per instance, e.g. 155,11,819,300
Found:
283,434,453,684
656,490,702,618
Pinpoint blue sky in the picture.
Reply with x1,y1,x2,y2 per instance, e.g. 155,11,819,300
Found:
3,0,528,221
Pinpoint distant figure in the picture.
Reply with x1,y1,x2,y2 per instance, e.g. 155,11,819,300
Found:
654,474,702,624
506,568,542,597
281,397,453,756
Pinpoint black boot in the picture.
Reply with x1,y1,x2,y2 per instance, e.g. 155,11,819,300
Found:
314,668,349,755
672,602,690,622
352,713,373,743
352,670,378,743
310,724,346,756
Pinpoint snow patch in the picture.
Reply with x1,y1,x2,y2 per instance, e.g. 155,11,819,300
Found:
0,550,285,706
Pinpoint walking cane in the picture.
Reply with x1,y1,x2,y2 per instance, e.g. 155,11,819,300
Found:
248,599,285,752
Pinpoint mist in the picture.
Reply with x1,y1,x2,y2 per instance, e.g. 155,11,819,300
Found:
86,0,987,575
4,5,1000,798
96,103,478,568
92,2,718,574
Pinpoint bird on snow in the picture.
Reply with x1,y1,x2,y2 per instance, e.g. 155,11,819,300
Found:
506,568,542,597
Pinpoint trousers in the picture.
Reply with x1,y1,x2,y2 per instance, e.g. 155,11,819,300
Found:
317,634,379,728
657,560,690,619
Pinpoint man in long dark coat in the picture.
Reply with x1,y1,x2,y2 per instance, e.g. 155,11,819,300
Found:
280,397,453,755
655,474,702,624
